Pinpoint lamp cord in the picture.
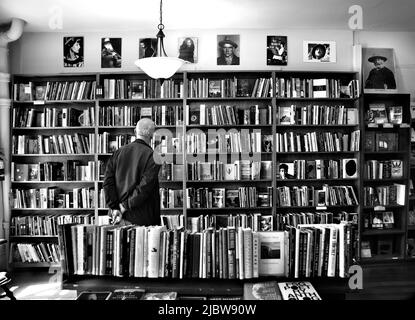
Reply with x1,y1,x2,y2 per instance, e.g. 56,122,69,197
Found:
158,0,164,30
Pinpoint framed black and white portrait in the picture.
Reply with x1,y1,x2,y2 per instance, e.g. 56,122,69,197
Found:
63,36,84,67
178,37,198,63
217,34,240,65
303,41,336,63
267,36,287,66
362,47,397,93
101,37,122,68
139,38,157,59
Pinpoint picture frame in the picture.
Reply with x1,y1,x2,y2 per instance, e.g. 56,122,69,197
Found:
267,36,287,66
178,37,198,63
303,41,336,63
217,34,240,65
63,36,84,68
101,37,122,68
362,47,398,93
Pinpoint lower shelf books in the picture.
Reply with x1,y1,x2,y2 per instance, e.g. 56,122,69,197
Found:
58,221,356,280
363,184,406,206
277,281,321,300
243,281,282,300
9,242,61,264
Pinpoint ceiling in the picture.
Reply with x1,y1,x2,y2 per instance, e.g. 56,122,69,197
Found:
0,0,415,32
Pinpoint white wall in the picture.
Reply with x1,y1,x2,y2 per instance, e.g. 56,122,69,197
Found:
9,29,354,74
9,29,414,102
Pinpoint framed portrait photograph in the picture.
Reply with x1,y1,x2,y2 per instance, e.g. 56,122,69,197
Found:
303,41,336,63
178,37,198,63
362,47,398,93
139,38,157,59
101,37,122,68
267,36,287,66
217,34,240,65
63,36,84,67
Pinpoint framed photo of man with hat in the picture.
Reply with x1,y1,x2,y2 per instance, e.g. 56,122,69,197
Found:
362,47,397,93
303,40,336,63
217,34,240,65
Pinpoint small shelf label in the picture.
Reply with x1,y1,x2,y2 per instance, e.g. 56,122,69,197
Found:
316,206,327,210
368,123,378,128
400,123,410,128
33,100,45,105
383,123,393,128
374,206,386,211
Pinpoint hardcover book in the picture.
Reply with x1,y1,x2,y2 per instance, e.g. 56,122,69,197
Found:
368,104,388,124
35,85,46,100
130,80,144,99
391,160,403,178
225,189,240,207
375,132,398,151
258,231,287,277
388,106,403,124
278,106,295,125
277,281,321,300
212,188,225,208
208,80,221,98
243,281,282,300
224,164,236,180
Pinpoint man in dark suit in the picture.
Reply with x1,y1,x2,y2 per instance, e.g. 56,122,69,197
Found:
217,37,240,65
103,118,161,226
365,55,397,90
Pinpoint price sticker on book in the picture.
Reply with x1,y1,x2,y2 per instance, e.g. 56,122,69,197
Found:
374,206,386,211
400,123,410,128
383,123,393,128
316,206,327,210
368,123,378,128
33,100,45,105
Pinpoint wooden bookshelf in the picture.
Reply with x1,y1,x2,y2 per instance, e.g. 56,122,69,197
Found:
8,70,365,282
361,93,411,262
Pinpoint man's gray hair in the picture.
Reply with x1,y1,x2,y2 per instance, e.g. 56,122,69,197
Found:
135,118,156,138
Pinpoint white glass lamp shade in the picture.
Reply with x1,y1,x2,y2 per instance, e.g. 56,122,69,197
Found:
134,56,186,80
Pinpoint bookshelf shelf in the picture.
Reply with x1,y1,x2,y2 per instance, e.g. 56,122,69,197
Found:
360,255,403,263
362,229,405,236
408,225,415,231
363,205,406,210
12,126,95,131
98,125,179,129
187,207,271,211
276,178,357,183
187,179,273,183
276,205,357,210
275,124,358,128
10,262,61,268
363,178,407,183
10,235,58,239
186,97,272,101
11,180,96,185
13,100,94,104
98,98,183,102
12,154,95,158
11,208,95,214
278,151,358,155
186,124,272,128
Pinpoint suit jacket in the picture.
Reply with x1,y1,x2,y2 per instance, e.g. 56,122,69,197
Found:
365,67,397,89
217,54,240,65
103,139,161,226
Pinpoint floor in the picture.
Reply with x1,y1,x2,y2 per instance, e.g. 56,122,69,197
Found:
2,262,415,300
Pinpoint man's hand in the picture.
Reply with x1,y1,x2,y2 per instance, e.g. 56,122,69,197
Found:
111,209,122,225
120,203,127,214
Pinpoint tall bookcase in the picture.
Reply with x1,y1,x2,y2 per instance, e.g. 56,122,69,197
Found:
8,70,364,276
361,93,411,262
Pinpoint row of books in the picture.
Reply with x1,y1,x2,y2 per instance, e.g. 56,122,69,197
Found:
10,242,61,263
12,160,96,182
11,187,96,209
276,159,358,180
58,222,356,279
10,214,96,236
187,77,272,98
275,130,360,153
276,185,359,207
186,104,272,126
275,78,360,99
277,211,358,229
365,160,403,180
13,133,95,155
186,187,273,209
98,133,135,154
160,188,183,209
13,106,95,128
365,132,399,152
363,184,406,206
187,213,273,233
98,105,184,127
14,81,97,101
186,160,272,181
102,78,183,99
276,105,358,125
186,130,265,154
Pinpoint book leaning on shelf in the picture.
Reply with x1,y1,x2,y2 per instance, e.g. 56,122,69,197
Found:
363,184,406,206
9,242,61,264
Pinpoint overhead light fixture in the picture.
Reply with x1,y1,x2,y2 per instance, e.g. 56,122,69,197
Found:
134,0,187,81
